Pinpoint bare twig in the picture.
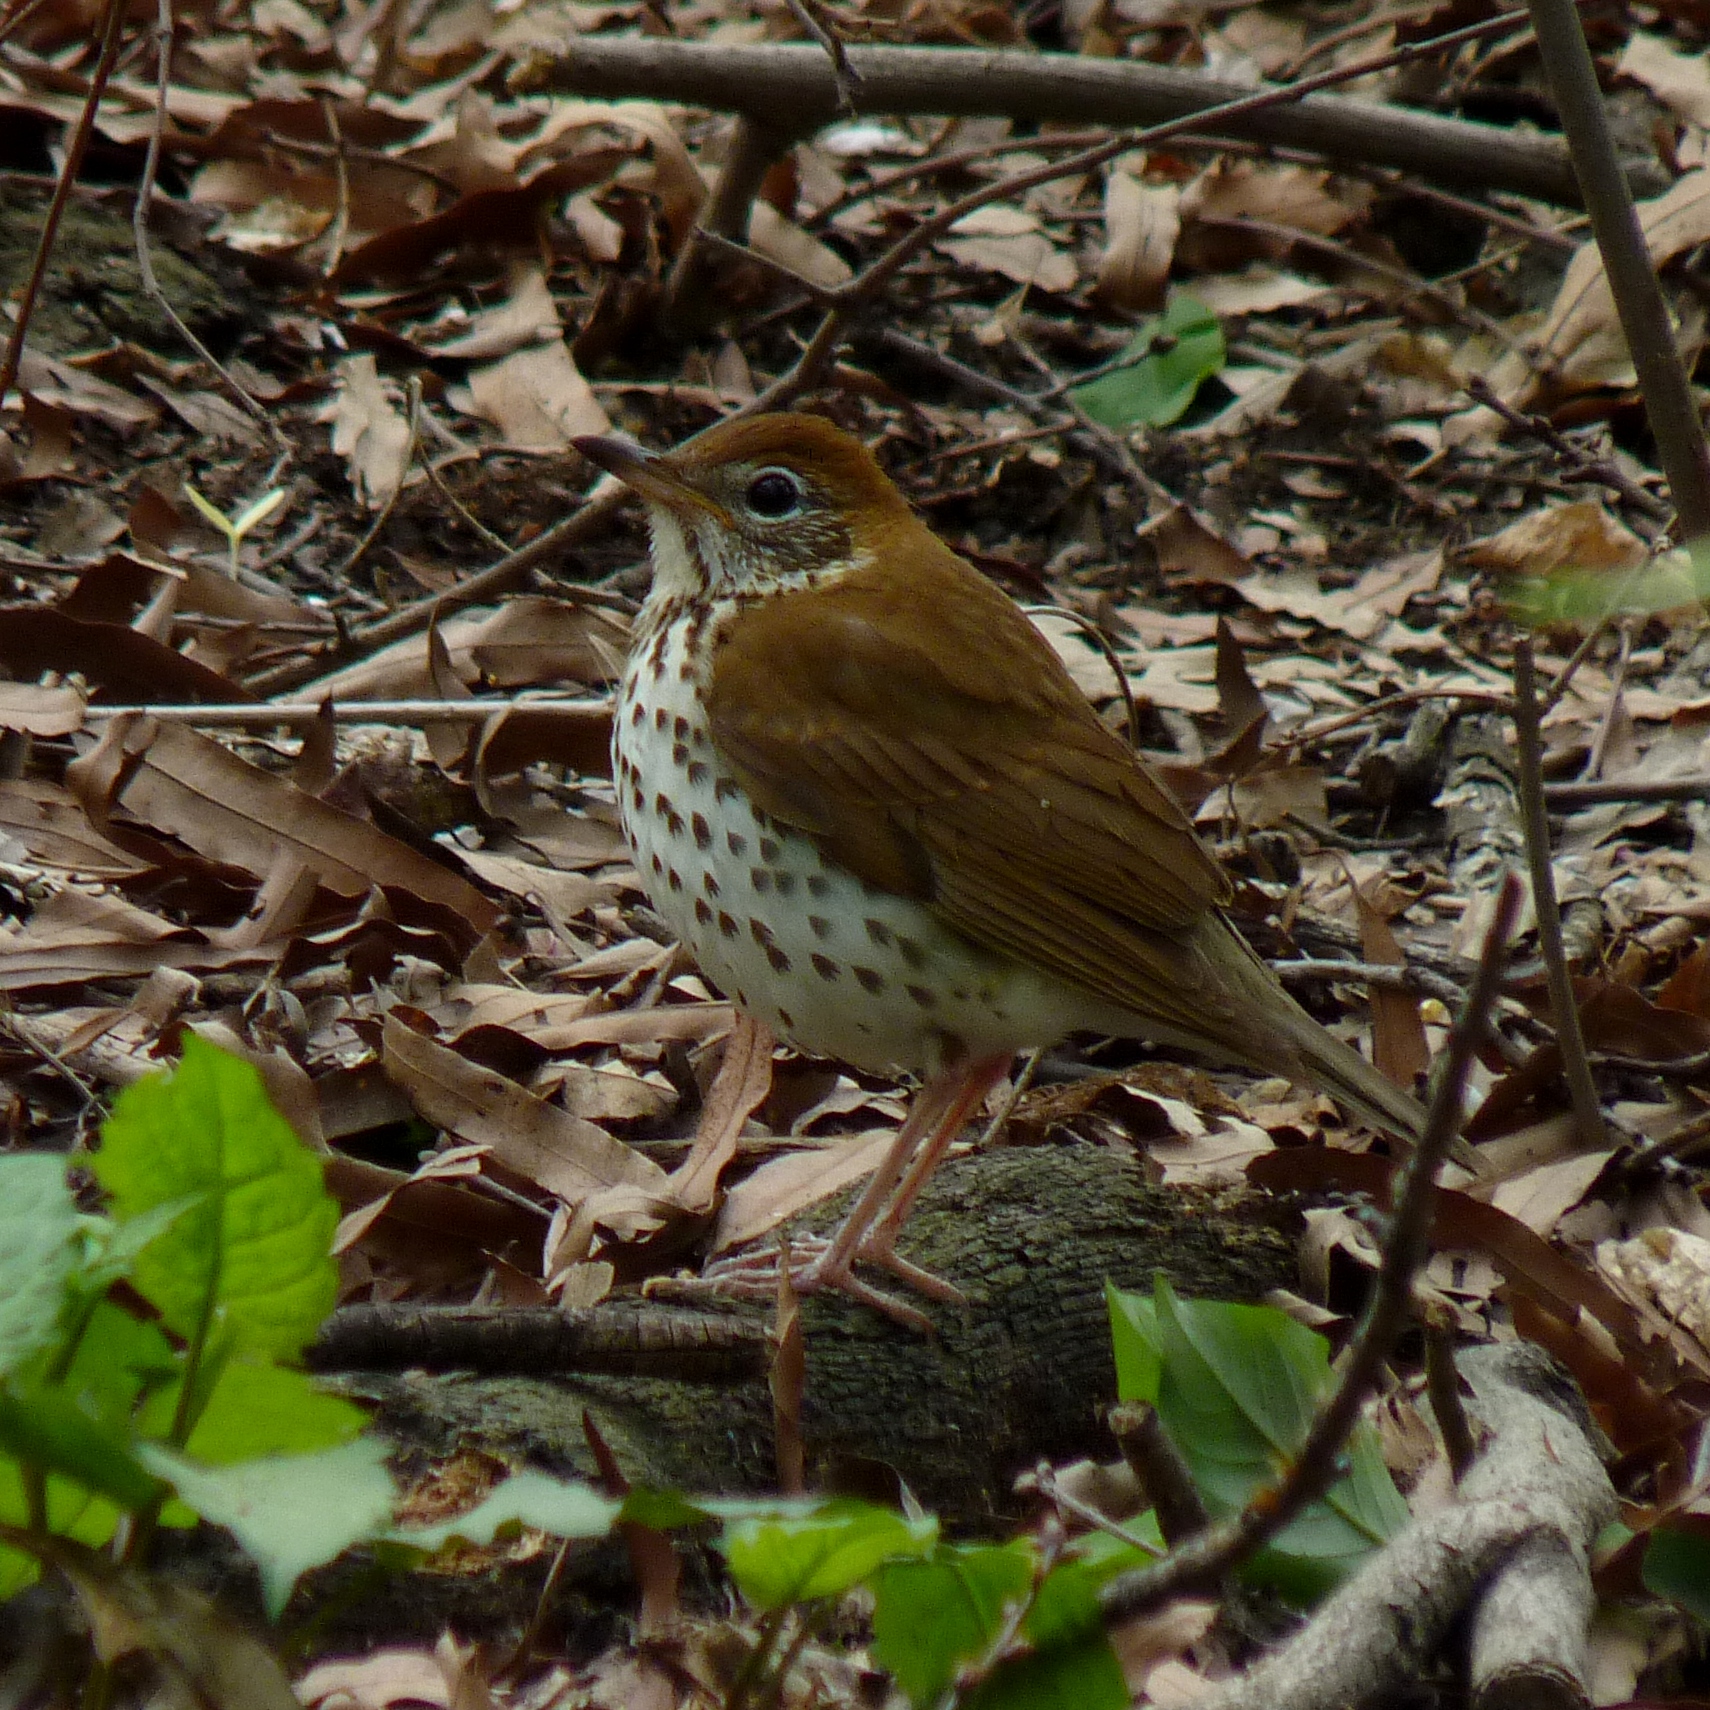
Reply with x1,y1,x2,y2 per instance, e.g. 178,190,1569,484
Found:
1525,0,1710,540
1100,872,1523,1623
1424,1322,1477,1480
512,16,1658,208
1512,638,1605,1152
131,0,285,448
81,698,608,726
0,0,127,410
782,0,863,110
1274,958,1467,1009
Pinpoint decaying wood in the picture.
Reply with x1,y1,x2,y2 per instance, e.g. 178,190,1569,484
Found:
1194,1340,1615,1710
312,1145,1297,1526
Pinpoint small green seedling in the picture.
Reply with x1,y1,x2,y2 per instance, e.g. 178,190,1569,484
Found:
183,483,287,580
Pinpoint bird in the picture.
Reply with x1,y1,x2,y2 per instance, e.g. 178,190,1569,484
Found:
576,412,1427,1327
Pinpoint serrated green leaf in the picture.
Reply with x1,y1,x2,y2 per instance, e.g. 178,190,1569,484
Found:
1644,1526,1710,1625
0,1386,163,1510
1070,294,1224,429
873,1541,1034,1707
0,1155,80,1380
1105,1280,1161,1403
93,1036,338,1362
721,1499,938,1611
395,1469,619,1553
143,1437,397,1618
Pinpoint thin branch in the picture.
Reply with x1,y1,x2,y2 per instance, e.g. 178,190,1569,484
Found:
82,697,608,726
1525,0,1710,540
1512,638,1605,1152
131,0,286,448
0,0,127,409
1099,872,1523,1623
782,0,863,110
512,16,1658,209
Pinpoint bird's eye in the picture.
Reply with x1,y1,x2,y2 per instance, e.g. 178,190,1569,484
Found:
744,469,802,519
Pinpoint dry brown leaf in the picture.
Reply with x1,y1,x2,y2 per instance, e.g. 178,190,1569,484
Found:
323,354,411,509
712,1130,891,1254
1618,31,1710,130
668,1014,774,1216
382,1014,663,1202
66,716,500,929
1537,170,1710,385
1489,1151,1614,1239
1463,499,1649,579
749,202,854,290
452,338,610,447
1143,505,1252,585
1095,168,1179,311
298,597,626,702
936,205,1077,293
423,262,561,360
0,682,86,737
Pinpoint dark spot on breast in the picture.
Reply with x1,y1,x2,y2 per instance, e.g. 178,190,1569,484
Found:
811,954,838,980
672,741,689,767
631,784,645,812
808,915,831,939
896,936,927,969
703,872,720,896
650,853,664,875
718,911,739,938
653,792,672,818
759,837,781,863
674,715,690,741
688,761,710,786
695,898,713,925
853,966,884,994
666,810,685,837
750,919,791,973
692,813,712,850
905,983,936,1008
715,777,741,803
629,702,645,726
667,867,683,892
654,706,669,731
774,873,796,896
751,869,772,893
678,659,695,682
806,874,830,898
864,918,892,948
777,1007,795,1030
727,830,747,857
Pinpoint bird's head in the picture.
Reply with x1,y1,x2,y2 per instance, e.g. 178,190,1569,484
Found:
575,413,916,602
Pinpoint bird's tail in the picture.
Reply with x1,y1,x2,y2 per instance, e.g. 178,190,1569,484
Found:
1194,914,1426,1144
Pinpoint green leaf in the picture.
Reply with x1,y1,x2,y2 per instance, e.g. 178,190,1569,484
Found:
0,1155,80,1380
873,1541,1034,1706
1505,539,1710,631
395,1469,619,1553
964,1552,1127,1710
1151,1278,1406,1597
1070,294,1225,429
1644,1525,1710,1625
0,1386,164,1511
143,1437,398,1619
93,1036,339,1362
1105,1281,1161,1404
180,1359,368,1464
721,1499,938,1611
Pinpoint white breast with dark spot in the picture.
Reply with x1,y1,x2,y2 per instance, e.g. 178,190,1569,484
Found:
613,609,1113,1078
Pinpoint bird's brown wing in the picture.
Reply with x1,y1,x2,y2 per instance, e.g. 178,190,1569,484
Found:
705,545,1235,1024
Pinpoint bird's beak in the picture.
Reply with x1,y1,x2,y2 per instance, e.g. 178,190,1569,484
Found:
574,435,727,521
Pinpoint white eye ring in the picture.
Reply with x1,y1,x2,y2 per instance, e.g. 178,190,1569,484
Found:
744,468,803,518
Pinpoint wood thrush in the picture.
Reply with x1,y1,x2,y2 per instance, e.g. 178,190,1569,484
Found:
578,413,1426,1326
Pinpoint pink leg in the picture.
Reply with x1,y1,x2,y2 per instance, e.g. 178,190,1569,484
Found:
795,1053,1012,1314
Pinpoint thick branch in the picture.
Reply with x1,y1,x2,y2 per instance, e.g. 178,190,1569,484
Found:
508,38,1665,209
